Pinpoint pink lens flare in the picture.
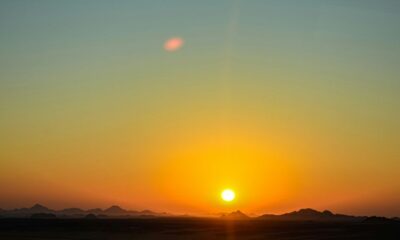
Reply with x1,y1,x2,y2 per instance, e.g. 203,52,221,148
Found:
164,37,184,52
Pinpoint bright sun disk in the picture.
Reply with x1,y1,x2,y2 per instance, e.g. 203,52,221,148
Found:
221,189,235,202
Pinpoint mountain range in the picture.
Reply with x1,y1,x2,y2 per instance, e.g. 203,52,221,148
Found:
1,205,399,223
220,210,250,220
258,208,366,222
0,204,167,218
220,208,399,223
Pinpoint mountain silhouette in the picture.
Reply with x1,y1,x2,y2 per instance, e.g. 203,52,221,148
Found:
362,216,397,224
104,205,128,215
0,204,168,218
87,208,104,214
282,208,333,218
259,208,365,222
30,204,52,213
0,205,397,221
140,209,155,215
221,210,250,220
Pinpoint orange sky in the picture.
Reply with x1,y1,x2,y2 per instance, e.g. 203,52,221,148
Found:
1,0,400,217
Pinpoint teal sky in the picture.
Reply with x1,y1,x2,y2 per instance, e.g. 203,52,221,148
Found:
1,0,399,216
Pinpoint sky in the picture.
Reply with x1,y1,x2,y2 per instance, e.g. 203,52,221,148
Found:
0,0,399,217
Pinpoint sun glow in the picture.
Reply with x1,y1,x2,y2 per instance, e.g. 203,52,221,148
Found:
221,189,235,202
154,128,298,214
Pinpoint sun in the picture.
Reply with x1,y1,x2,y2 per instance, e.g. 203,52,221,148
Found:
221,189,235,202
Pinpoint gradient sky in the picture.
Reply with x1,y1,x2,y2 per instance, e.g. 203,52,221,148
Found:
1,0,399,217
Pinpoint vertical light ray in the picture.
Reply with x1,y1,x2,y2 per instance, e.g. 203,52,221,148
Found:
217,0,242,158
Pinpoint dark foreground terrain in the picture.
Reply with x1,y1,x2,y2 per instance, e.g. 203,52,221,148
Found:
0,218,399,240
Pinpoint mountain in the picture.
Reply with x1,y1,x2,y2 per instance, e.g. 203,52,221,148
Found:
282,208,333,219
0,204,167,218
140,210,156,215
259,208,365,222
1,204,55,217
363,216,397,224
30,204,52,213
104,205,128,215
221,210,250,220
87,208,104,214
1,205,394,222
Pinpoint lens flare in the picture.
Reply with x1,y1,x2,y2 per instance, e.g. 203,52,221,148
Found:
164,37,184,52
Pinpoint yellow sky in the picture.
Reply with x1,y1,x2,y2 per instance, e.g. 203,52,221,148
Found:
1,1,400,217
